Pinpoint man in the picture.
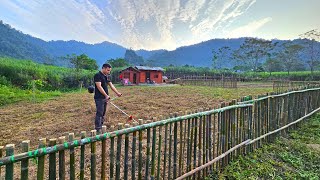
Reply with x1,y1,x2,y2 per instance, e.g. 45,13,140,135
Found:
94,63,122,133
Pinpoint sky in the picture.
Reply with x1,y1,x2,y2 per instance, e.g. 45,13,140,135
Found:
0,0,319,50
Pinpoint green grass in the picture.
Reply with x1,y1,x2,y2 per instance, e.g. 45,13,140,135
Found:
213,115,320,179
0,84,61,106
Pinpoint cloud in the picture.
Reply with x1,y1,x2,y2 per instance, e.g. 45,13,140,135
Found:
0,0,258,50
227,17,272,38
0,0,109,43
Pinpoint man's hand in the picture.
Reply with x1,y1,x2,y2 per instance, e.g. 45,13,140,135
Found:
106,95,111,101
116,92,122,97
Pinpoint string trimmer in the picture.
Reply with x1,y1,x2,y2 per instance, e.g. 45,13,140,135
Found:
109,97,136,123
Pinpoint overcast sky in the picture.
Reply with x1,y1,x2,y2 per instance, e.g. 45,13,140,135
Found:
0,0,319,50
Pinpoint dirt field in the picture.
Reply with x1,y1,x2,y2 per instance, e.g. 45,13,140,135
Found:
0,85,273,150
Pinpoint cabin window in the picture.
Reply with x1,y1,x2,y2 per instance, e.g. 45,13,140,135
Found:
124,72,130,78
154,74,159,78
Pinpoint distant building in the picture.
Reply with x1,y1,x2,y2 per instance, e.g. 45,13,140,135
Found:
119,66,164,85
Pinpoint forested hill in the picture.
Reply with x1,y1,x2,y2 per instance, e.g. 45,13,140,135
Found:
0,21,127,66
1,20,319,68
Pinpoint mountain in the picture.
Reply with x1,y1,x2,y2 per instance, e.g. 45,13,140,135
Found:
1,20,319,68
0,20,127,66
147,38,246,67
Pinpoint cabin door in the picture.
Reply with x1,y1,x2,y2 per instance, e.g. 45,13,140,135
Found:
146,72,150,82
133,73,137,84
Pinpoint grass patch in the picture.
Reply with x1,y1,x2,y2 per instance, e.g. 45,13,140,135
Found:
0,85,61,106
215,115,320,179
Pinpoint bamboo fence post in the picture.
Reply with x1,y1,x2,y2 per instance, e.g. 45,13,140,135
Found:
91,130,97,180
225,103,230,167
138,119,143,180
193,112,198,179
231,100,237,161
186,114,192,175
0,146,3,178
173,116,178,179
206,108,212,174
101,126,107,180
37,138,46,180
124,124,130,180
21,140,30,180
5,144,14,180
79,132,86,180
179,114,184,176
220,103,226,168
151,118,157,180
181,111,189,175
205,108,210,174
58,136,66,180
168,113,174,180
69,133,75,180
156,116,162,180
145,120,152,179
163,118,168,180
115,123,123,180
110,134,115,180
213,110,217,171
198,109,203,179
132,122,139,180
267,94,272,143
49,139,57,180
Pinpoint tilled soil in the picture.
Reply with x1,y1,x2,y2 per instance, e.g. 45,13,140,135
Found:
0,85,272,179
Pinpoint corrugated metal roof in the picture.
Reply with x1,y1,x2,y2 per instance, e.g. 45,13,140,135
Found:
135,66,164,71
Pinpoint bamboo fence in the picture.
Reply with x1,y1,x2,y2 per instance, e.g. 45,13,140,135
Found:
1,87,320,179
273,80,320,93
177,75,238,88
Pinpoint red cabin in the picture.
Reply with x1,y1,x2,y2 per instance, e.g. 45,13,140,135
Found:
119,66,164,85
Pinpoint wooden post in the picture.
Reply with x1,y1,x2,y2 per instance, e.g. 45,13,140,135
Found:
5,144,14,180
124,124,130,180
91,130,97,180
115,123,123,180
21,140,30,180
37,138,46,180
49,139,57,180
101,126,107,180
138,119,143,180
58,136,66,180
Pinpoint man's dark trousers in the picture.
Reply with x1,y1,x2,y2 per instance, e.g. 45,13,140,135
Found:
95,98,107,132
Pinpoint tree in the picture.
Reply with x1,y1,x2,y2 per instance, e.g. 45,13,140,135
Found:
233,38,276,72
212,46,231,69
264,58,283,75
277,43,303,75
68,54,98,71
299,29,320,79
106,58,130,67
